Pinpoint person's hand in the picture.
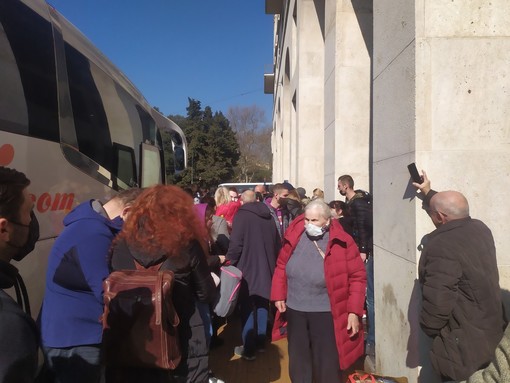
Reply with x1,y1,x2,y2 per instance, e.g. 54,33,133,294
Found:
412,169,431,195
360,253,367,263
275,300,287,313
347,313,360,338
218,255,226,264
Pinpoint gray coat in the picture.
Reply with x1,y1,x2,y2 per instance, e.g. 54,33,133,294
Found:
419,217,505,381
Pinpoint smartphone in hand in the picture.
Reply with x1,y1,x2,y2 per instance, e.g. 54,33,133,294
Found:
407,163,423,183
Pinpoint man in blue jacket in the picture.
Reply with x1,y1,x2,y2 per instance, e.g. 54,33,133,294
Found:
40,188,141,383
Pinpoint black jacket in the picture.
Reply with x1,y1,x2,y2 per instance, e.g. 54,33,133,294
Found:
0,260,38,383
345,190,373,255
226,202,281,299
419,216,505,381
110,239,216,383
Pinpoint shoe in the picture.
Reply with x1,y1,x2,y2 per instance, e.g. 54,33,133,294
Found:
234,345,256,361
256,340,266,353
208,370,225,383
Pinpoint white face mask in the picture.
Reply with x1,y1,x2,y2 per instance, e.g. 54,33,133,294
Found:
305,223,324,237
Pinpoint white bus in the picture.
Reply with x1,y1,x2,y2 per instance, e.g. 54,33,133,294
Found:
218,182,273,193
0,0,187,315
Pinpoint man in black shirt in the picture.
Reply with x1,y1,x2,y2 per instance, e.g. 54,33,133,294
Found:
338,174,374,356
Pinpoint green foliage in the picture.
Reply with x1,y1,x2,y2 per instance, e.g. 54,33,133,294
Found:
163,98,240,188
161,100,272,188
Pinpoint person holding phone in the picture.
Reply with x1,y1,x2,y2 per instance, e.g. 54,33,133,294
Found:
413,170,506,381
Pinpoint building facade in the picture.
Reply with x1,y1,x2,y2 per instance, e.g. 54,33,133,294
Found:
266,0,510,381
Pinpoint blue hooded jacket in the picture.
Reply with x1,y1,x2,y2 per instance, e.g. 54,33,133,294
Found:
40,200,123,348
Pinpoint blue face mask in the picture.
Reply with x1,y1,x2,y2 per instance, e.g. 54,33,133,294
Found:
305,223,324,237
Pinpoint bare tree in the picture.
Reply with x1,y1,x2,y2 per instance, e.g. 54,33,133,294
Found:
227,105,272,182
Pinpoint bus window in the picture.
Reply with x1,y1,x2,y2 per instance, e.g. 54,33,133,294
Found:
113,143,137,189
140,143,162,187
0,0,58,142
64,42,113,172
62,35,163,190
137,105,157,145
174,146,185,173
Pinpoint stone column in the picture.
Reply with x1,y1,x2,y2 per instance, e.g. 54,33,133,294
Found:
323,0,372,200
373,0,510,380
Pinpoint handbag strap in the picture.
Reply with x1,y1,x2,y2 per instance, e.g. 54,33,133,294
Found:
313,241,326,259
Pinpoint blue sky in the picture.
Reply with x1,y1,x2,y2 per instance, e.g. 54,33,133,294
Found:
48,0,274,121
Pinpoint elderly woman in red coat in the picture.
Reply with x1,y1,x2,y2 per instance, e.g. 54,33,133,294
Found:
271,199,366,383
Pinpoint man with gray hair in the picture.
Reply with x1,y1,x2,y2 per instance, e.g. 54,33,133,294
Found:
240,190,256,204
414,171,505,381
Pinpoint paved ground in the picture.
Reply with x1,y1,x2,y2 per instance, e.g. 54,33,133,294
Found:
208,314,370,383
209,314,290,383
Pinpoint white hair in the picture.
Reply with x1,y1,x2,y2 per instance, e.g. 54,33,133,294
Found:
304,199,332,219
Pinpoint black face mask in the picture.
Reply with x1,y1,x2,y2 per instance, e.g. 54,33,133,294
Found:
278,197,289,206
11,211,40,262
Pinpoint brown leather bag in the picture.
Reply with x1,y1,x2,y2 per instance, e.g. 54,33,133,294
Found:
102,262,181,370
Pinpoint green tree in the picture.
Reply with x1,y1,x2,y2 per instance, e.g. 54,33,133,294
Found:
167,98,240,188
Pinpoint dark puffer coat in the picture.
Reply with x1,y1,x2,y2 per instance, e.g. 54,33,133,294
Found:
345,190,372,255
0,261,38,383
108,239,216,383
419,216,505,381
226,201,281,299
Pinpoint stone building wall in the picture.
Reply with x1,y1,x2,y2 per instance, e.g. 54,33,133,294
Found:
267,0,510,380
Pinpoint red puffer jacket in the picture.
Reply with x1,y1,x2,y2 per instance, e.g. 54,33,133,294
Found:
215,201,241,230
271,215,366,370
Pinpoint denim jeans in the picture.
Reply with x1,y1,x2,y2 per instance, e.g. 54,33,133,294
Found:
239,293,269,356
196,301,213,348
365,255,375,345
43,344,102,383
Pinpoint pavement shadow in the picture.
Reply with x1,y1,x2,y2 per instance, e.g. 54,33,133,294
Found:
209,313,285,383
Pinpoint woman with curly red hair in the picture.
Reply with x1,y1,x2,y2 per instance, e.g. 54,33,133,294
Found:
107,185,216,383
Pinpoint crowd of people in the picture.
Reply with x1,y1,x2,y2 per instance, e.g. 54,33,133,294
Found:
0,165,508,383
